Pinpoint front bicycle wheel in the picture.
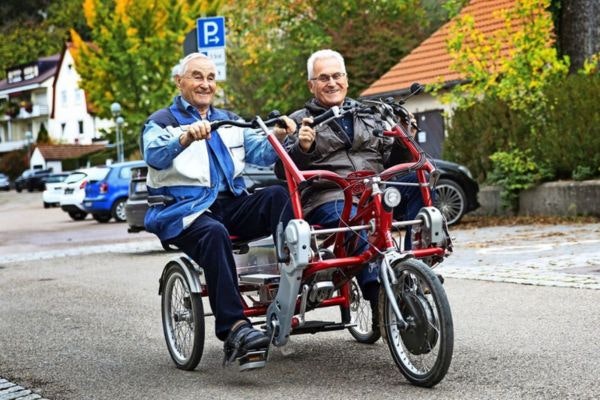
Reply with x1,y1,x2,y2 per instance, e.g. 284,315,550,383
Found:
380,258,453,387
161,261,205,370
347,278,381,344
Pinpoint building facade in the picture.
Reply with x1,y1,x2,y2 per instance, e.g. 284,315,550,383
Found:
0,44,111,155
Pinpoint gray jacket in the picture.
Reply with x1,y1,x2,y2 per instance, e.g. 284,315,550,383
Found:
277,97,411,216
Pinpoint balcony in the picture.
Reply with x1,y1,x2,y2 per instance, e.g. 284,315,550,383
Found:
7,104,49,120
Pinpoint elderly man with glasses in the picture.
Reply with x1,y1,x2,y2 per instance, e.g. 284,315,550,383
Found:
277,49,425,339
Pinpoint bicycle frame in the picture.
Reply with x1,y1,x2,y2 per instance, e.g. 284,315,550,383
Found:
240,115,451,345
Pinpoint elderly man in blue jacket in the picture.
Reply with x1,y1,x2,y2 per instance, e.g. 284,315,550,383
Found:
141,52,296,364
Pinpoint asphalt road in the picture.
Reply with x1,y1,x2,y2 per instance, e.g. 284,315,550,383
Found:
1,191,599,399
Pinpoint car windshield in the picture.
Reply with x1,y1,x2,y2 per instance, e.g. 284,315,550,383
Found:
87,167,110,181
64,172,87,184
64,167,109,184
45,174,68,183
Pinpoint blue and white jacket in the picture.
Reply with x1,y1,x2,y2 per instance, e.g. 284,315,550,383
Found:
142,96,279,241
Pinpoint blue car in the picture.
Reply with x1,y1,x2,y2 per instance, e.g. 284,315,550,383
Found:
83,160,146,223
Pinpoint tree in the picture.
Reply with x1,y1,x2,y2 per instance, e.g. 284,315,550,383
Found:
221,0,456,116
554,0,600,73
0,0,89,80
70,0,202,155
442,0,569,112
36,123,51,144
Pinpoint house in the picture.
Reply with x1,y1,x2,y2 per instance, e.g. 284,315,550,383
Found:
29,144,107,172
360,0,531,158
0,43,112,158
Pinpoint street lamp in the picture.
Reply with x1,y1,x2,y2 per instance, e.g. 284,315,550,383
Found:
25,130,33,169
110,102,125,163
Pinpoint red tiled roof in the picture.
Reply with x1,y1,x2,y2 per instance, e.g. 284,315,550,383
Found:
361,0,534,97
36,144,106,160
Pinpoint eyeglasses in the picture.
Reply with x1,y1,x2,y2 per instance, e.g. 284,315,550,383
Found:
310,72,347,83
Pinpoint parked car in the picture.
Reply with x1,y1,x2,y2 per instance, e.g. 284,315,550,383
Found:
41,172,71,208
83,160,146,223
430,159,480,225
60,167,109,220
125,164,284,234
14,168,53,192
0,173,10,191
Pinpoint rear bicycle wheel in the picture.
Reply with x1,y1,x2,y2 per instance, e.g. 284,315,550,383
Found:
161,261,205,370
347,278,381,344
380,258,453,387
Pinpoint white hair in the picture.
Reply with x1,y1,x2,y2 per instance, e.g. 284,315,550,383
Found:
176,52,216,76
306,49,346,80
170,64,180,82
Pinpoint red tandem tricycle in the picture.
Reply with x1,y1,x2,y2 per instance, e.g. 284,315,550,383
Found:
158,86,454,387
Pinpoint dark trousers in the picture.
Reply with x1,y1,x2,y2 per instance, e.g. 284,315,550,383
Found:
169,185,293,341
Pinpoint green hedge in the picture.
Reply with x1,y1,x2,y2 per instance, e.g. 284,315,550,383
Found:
444,74,600,182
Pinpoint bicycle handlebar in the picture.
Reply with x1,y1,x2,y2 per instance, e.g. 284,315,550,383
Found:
181,113,286,133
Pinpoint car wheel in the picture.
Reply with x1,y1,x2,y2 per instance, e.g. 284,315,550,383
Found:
68,211,88,221
43,202,50,209
111,198,127,222
434,178,467,225
93,213,112,223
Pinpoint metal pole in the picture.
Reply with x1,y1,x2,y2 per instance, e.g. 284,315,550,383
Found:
116,116,124,163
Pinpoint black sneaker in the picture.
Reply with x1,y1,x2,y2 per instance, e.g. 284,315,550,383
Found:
223,322,270,366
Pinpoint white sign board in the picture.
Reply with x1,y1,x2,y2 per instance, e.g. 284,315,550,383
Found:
197,16,227,81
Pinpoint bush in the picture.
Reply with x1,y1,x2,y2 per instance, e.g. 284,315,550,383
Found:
443,96,529,181
444,74,600,182
0,150,28,180
531,74,600,179
488,148,553,211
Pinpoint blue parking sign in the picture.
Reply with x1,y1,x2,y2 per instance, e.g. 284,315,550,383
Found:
197,16,226,49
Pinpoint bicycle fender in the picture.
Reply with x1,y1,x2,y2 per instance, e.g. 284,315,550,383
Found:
158,256,203,295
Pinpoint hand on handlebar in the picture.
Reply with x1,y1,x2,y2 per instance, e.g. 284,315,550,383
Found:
272,115,297,142
179,120,212,146
298,118,316,152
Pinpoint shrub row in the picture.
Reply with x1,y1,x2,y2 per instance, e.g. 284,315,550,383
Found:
444,74,600,182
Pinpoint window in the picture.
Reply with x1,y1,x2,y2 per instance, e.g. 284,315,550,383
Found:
78,121,84,134
61,90,68,106
74,89,83,105
23,65,38,80
7,69,22,83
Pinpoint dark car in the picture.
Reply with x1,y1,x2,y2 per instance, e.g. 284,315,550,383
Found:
430,159,480,225
0,173,10,191
14,168,53,192
83,160,146,223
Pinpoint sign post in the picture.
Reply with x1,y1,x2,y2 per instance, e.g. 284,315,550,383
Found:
196,16,227,81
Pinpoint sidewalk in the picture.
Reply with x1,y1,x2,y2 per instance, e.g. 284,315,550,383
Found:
439,222,600,289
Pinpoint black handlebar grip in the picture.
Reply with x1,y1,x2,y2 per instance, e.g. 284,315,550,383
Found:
268,110,281,119
306,107,339,128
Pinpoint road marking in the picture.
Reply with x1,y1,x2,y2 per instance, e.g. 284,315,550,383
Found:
0,378,48,399
477,239,600,255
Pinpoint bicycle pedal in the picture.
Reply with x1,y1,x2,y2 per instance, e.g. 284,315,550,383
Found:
238,349,268,372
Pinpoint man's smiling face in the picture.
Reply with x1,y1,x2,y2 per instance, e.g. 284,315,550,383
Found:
308,57,348,107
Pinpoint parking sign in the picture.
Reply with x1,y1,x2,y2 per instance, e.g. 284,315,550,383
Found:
196,16,227,80
197,16,225,49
